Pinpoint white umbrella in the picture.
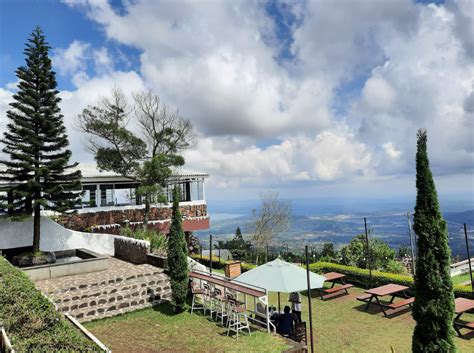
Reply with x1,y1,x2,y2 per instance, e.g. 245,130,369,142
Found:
235,257,325,315
235,258,325,293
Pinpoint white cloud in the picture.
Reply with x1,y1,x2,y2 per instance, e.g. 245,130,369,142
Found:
11,0,473,198
52,40,90,76
183,126,372,189
383,142,401,160
93,47,113,73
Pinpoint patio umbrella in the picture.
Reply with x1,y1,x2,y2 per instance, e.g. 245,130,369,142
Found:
234,258,325,311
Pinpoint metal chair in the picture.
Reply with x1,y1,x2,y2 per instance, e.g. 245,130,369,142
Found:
202,282,214,316
190,283,206,315
227,297,251,338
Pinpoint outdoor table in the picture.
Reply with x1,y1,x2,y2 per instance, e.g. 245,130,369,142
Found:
318,272,353,300
453,297,474,337
358,284,413,317
324,272,346,285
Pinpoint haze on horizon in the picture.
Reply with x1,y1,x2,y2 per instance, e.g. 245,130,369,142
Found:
1,0,473,202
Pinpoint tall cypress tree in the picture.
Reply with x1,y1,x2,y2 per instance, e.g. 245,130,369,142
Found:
0,27,81,254
412,129,456,352
167,186,189,312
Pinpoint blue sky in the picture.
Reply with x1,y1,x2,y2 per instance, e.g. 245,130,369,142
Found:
0,0,141,90
0,0,472,202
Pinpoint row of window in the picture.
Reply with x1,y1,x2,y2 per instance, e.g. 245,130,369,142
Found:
79,180,205,208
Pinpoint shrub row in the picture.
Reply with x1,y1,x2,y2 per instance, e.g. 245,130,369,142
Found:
310,261,473,298
0,256,100,352
190,254,256,273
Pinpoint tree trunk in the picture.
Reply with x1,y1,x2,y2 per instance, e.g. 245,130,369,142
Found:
33,202,41,253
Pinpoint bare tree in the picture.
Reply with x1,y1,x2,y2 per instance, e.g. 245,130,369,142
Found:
78,88,195,226
252,192,291,263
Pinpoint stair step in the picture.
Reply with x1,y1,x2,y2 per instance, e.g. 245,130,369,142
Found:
36,268,164,295
56,283,170,312
52,275,168,304
71,290,172,322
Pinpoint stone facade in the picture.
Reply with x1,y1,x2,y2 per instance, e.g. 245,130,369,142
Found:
114,237,150,265
57,203,208,234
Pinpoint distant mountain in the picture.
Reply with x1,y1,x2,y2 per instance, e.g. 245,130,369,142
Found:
199,207,474,259
444,210,474,227
207,196,474,217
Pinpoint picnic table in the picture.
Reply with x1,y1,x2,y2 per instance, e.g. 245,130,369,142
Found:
454,297,474,337
357,284,414,317
318,272,353,300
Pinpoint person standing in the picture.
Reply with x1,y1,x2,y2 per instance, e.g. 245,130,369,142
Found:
289,291,302,322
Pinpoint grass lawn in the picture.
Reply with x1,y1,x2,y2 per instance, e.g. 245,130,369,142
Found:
289,287,473,353
84,302,291,353
86,285,474,353
452,272,473,286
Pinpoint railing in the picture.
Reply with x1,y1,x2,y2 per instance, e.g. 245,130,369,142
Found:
65,314,111,353
0,327,15,353
190,269,277,333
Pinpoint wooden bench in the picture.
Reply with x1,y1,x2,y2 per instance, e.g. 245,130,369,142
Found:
356,293,372,302
454,320,474,337
323,283,354,294
387,297,414,310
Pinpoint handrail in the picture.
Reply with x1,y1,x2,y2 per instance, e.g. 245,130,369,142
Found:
0,327,15,353
65,314,111,353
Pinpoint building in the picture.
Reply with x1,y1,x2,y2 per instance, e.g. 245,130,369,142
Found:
0,163,210,235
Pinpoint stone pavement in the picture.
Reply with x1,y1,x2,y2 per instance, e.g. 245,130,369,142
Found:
35,257,171,322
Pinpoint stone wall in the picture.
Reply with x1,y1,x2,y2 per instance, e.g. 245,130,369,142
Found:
113,236,150,264
58,203,207,233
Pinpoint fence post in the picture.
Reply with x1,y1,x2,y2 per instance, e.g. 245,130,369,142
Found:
407,212,416,275
209,234,213,275
364,217,372,288
305,245,314,353
463,223,473,293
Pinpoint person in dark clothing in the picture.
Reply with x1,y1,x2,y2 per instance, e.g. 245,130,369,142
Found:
278,306,293,336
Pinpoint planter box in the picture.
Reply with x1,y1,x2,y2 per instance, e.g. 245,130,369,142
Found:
147,254,168,270
225,261,241,278
21,249,108,281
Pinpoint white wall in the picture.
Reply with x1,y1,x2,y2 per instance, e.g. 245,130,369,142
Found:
0,216,116,255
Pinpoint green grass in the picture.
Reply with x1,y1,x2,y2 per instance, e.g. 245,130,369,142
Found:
85,285,474,353
84,302,291,353
452,273,473,286
272,286,473,353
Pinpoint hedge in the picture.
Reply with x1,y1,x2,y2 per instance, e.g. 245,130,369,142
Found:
190,255,256,273
0,256,100,352
310,262,473,298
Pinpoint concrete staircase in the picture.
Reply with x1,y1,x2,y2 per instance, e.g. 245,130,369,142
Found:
35,260,171,323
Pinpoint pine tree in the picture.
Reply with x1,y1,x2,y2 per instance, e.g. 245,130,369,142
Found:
412,129,456,352
0,27,81,254
235,226,243,241
167,186,189,312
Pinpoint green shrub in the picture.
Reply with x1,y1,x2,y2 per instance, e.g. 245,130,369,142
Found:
309,261,472,298
190,254,256,273
383,259,408,275
0,256,100,352
120,226,167,255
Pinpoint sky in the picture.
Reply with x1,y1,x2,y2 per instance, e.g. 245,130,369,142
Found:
0,0,473,202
